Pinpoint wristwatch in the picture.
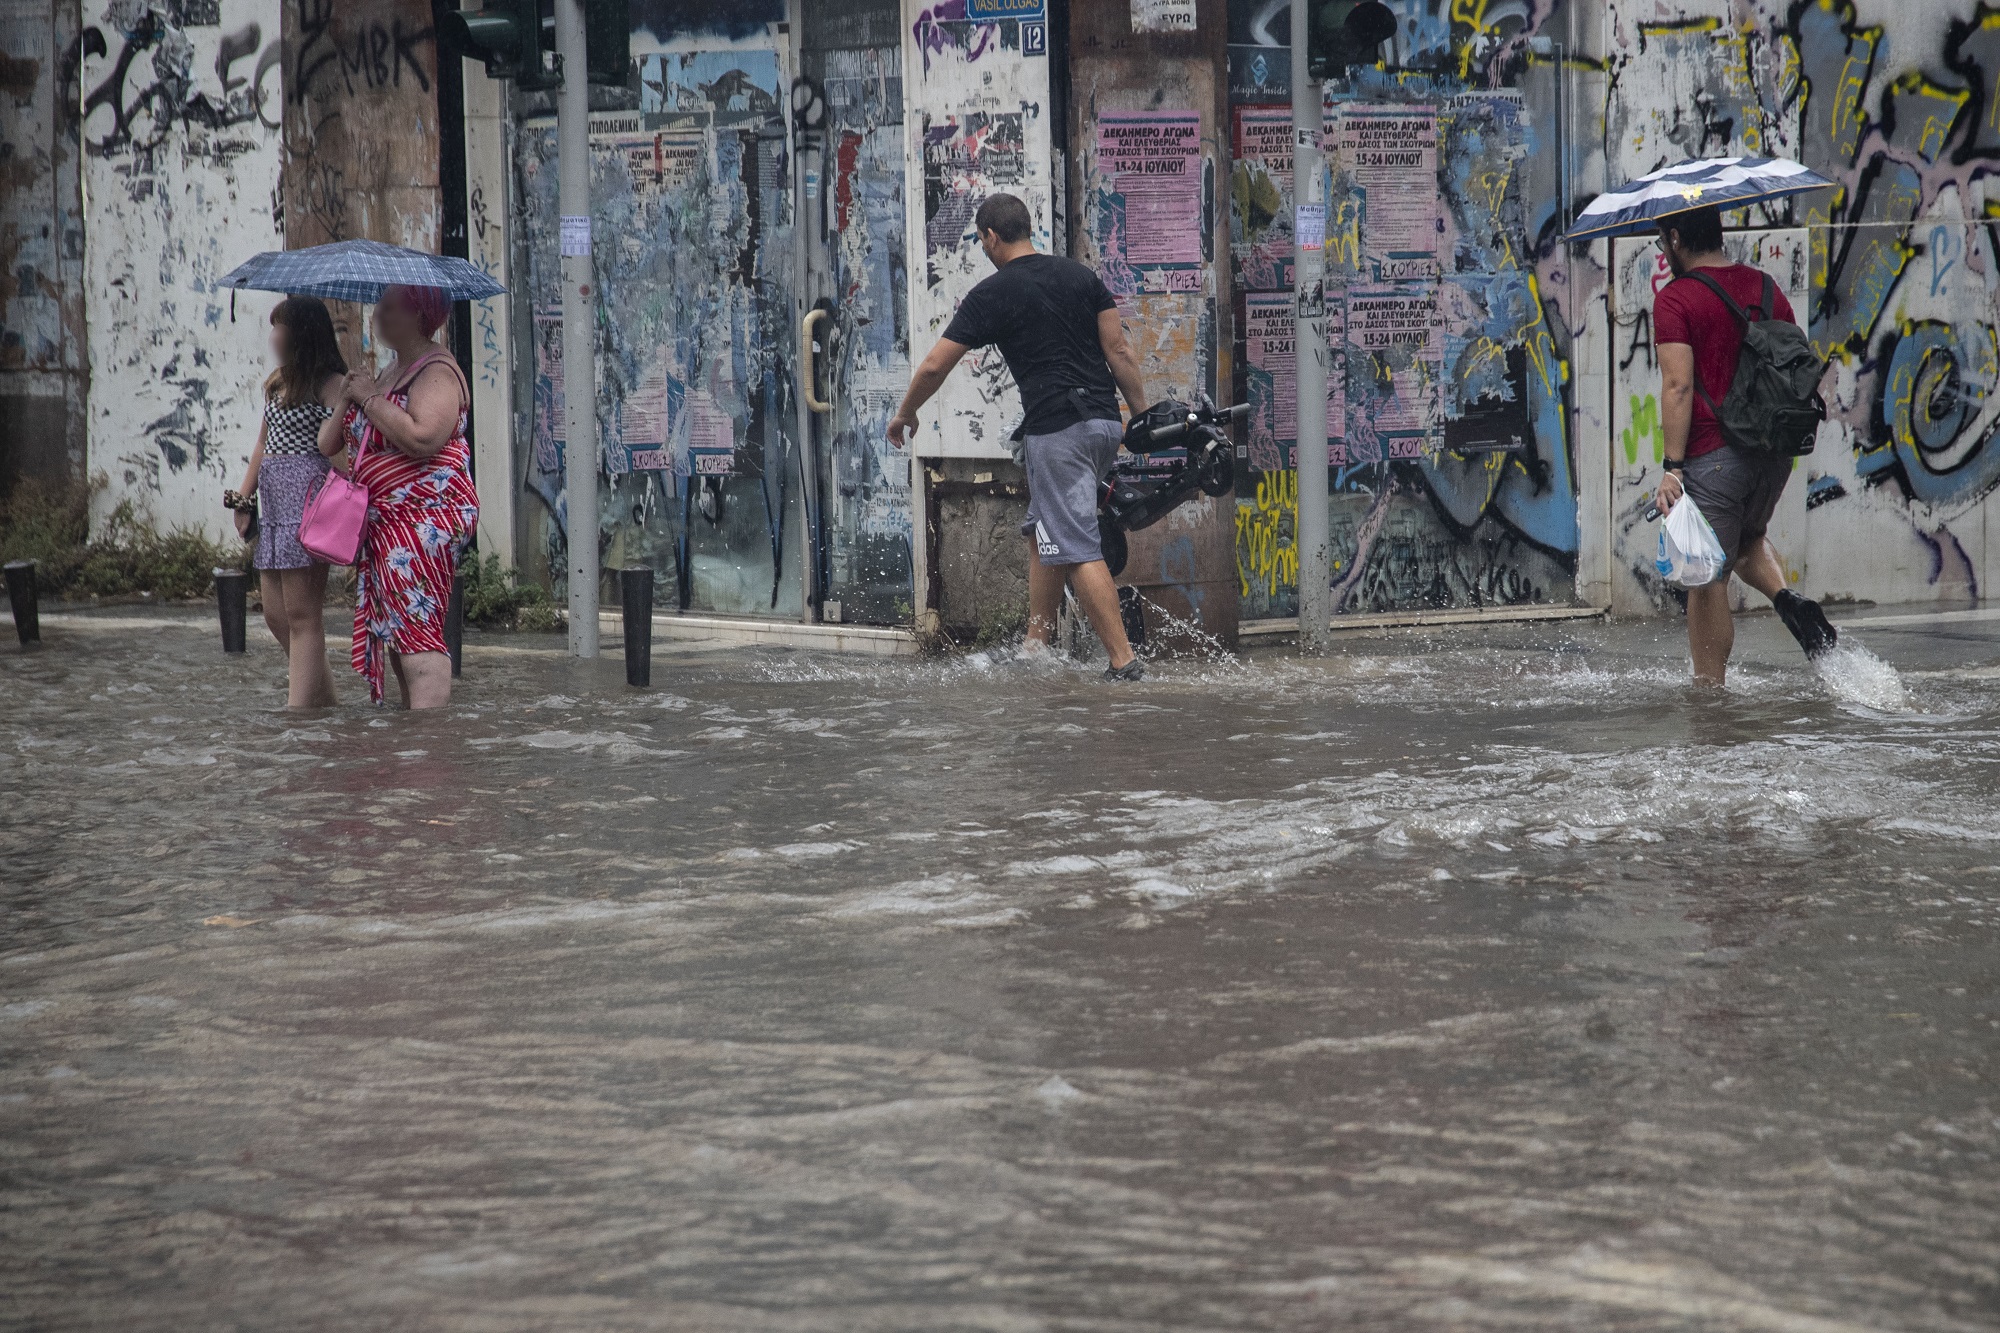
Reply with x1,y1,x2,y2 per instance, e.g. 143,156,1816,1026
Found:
1662,458,1686,474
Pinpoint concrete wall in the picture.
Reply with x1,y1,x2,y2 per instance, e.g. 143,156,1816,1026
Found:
1598,0,2000,613
281,0,440,365
79,0,287,541
1,0,87,497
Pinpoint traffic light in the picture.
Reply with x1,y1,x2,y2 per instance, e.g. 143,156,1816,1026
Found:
439,0,557,91
584,0,629,88
439,0,627,89
1308,0,1397,80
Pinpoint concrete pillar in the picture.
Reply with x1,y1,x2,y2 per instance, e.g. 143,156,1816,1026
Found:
1065,0,1238,654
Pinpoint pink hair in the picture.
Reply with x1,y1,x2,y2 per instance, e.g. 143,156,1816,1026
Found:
388,284,451,337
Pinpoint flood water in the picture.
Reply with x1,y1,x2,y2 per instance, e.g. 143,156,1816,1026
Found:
3,606,1998,1330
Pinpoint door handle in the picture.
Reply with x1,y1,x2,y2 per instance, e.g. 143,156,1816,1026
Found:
801,307,832,414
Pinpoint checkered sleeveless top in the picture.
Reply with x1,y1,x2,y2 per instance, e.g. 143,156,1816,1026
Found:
264,396,331,458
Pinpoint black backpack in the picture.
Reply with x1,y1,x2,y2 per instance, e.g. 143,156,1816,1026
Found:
1684,269,1825,457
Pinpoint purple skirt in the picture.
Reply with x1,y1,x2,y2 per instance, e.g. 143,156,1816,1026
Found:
256,453,333,570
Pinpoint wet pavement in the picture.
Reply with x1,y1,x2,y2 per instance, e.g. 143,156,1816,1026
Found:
3,604,1998,1330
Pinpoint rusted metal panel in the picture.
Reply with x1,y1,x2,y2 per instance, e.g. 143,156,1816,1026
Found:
1067,0,1237,650
281,0,440,363
1,0,87,490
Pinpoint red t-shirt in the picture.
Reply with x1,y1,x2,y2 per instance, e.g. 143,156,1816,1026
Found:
1653,262,1797,458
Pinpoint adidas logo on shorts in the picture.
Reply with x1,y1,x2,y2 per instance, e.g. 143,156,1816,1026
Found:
1036,521,1061,559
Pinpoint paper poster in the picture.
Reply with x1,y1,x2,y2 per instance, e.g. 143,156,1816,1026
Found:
1231,107,1296,291
1243,292,1344,472
1295,203,1325,253
1096,111,1204,296
1345,284,1443,462
560,215,591,257
923,113,1026,273
1131,0,1196,32
1336,105,1440,282
532,305,565,473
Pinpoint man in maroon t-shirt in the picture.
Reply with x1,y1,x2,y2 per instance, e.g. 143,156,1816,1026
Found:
1651,205,1836,686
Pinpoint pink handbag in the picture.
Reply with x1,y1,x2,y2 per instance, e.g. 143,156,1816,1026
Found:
299,424,368,565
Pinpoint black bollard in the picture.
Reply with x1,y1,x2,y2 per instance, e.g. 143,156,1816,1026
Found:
1118,584,1148,655
620,565,654,688
445,571,465,678
213,567,248,654
5,560,40,647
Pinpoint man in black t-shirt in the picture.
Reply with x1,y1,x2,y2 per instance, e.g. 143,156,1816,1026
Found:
887,193,1150,680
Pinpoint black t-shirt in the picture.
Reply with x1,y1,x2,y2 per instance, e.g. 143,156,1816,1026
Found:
941,253,1122,436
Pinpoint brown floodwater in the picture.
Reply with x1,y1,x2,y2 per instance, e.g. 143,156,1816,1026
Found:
2,606,1996,1330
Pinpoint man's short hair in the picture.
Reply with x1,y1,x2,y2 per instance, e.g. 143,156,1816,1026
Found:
1662,205,1724,255
974,193,1033,243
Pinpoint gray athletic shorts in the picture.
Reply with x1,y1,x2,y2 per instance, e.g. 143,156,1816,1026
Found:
1681,444,1793,577
1020,416,1123,565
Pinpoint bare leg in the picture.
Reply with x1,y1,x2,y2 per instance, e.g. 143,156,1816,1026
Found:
388,649,411,709
1025,541,1067,652
1685,580,1736,687
1734,536,1788,601
396,651,453,710
275,564,336,708
259,572,290,655
1065,559,1135,671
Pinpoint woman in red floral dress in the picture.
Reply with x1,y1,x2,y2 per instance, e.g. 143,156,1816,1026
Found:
316,284,480,708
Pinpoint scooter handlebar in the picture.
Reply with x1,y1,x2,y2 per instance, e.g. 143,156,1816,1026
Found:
1145,402,1248,442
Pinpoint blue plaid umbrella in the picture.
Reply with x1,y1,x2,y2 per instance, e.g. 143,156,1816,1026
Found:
218,239,505,304
1565,155,1835,243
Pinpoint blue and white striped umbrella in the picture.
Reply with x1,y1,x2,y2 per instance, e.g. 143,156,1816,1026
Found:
218,239,505,304
1564,155,1835,243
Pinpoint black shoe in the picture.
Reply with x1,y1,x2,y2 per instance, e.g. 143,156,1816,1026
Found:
1774,589,1838,659
1102,659,1145,683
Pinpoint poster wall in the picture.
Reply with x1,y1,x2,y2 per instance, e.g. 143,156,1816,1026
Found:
1332,104,1440,282
1243,291,1341,471
1230,106,1295,292
1095,111,1205,297
1345,284,1443,462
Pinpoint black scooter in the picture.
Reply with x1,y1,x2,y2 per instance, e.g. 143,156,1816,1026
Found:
1098,397,1246,578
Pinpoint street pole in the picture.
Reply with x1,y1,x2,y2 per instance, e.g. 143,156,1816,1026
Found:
1291,0,1332,652
557,0,598,657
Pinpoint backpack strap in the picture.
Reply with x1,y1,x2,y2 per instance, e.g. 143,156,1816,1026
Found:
1679,269,1767,421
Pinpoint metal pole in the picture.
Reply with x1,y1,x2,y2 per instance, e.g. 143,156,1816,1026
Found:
1292,1,1332,651
445,570,465,677
5,560,40,647
620,565,653,687
557,0,599,658
213,568,248,654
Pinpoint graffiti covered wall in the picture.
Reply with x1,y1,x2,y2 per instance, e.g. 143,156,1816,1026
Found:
1226,0,1583,620
281,0,441,364
1604,0,2000,610
79,0,287,540
901,0,1055,458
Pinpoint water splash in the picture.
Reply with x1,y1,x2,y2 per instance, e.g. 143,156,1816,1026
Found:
1815,639,1911,712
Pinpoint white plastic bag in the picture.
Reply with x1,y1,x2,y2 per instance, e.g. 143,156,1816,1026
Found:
1655,495,1727,587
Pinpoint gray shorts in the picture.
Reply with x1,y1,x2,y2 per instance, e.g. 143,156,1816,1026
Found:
1020,416,1123,565
1682,444,1793,577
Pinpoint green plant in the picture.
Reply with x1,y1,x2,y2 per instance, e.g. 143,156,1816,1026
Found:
0,476,247,600
460,553,562,631
0,476,92,590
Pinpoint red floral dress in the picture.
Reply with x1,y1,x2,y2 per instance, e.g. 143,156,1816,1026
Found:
341,352,480,703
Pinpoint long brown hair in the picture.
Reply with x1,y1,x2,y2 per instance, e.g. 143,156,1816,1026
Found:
263,296,347,408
